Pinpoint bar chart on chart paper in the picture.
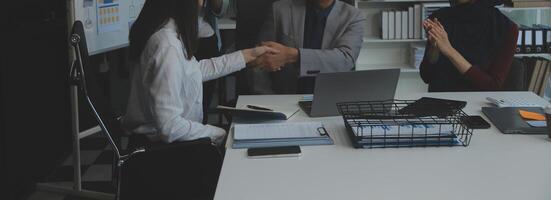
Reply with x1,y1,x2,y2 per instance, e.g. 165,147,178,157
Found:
74,0,145,55
97,0,122,34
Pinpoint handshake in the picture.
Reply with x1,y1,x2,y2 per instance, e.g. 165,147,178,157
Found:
242,41,299,72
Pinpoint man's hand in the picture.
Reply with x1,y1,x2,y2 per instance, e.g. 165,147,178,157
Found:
251,41,299,72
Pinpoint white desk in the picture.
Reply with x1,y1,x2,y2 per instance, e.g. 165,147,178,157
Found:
215,92,551,200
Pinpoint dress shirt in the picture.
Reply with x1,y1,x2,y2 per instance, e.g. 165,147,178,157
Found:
122,19,246,144
303,0,335,49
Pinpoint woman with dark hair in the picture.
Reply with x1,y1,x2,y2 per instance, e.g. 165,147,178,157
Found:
419,0,518,92
123,0,277,146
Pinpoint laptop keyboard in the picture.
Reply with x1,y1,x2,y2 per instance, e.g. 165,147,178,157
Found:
298,101,313,115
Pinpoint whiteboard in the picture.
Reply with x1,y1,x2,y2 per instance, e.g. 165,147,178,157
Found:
74,0,145,55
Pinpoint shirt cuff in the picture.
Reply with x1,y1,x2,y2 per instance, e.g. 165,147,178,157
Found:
229,50,247,71
298,48,319,77
464,65,482,81
205,124,227,145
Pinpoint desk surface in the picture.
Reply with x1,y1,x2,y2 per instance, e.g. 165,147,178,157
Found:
214,92,551,200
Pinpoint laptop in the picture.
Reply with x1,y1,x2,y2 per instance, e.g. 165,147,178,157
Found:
482,107,547,134
299,69,400,117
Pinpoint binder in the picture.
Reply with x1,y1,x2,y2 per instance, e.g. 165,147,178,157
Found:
408,7,414,39
401,11,408,39
540,24,551,53
395,11,402,39
538,60,551,96
389,10,395,40
533,24,545,53
515,27,523,54
535,59,548,94
414,5,421,39
529,59,544,92
382,11,389,40
524,57,537,90
232,122,334,149
522,25,534,54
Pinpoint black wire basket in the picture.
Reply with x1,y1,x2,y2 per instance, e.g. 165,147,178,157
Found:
337,100,473,149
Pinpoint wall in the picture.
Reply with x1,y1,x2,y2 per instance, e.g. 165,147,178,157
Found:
4,1,72,199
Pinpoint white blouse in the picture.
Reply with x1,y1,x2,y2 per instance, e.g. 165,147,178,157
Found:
122,19,245,144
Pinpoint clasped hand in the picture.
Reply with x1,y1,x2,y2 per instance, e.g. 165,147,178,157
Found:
248,41,299,72
423,18,454,57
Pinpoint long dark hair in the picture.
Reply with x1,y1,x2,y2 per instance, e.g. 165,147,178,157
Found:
129,0,198,61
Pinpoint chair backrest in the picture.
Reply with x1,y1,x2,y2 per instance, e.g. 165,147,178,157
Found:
503,58,527,91
70,21,122,158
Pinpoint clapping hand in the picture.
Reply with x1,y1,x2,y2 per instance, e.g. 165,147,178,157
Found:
423,18,454,57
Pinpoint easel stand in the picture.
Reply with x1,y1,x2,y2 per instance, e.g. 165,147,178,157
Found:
36,33,115,200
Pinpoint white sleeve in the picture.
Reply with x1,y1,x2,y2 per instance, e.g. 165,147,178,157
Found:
198,50,246,82
146,46,226,143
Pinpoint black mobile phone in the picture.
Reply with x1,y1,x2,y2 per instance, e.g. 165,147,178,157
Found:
461,115,491,129
247,146,302,158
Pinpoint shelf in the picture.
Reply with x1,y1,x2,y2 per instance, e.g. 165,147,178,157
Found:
364,37,426,43
498,7,551,12
356,64,420,73
515,53,551,60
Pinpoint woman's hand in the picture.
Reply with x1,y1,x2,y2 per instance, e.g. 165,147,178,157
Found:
425,18,472,74
423,19,440,64
242,46,280,71
426,18,455,57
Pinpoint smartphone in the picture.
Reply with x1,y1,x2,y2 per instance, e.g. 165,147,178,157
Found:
461,115,491,129
247,146,302,158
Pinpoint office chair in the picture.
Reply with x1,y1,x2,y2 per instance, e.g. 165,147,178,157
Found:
502,58,527,91
70,21,223,200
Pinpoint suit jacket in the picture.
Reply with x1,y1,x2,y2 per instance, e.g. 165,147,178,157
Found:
249,0,366,94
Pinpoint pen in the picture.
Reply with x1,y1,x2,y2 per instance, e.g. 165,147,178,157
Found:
247,105,273,111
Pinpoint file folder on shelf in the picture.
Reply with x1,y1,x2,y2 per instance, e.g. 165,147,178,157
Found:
232,122,333,149
538,24,551,53
522,25,534,54
516,27,523,53
534,24,545,53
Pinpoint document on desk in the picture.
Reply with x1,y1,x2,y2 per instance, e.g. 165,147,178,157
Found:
232,122,333,149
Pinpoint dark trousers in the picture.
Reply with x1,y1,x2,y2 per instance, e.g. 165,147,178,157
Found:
123,134,223,200
196,35,221,124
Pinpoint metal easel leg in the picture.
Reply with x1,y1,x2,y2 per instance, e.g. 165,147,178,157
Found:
71,84,82,191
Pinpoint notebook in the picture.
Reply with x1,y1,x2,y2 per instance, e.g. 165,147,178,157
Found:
217,105,299,120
